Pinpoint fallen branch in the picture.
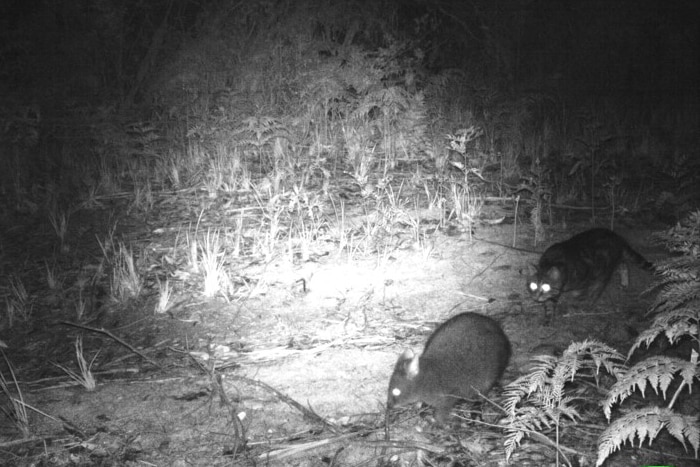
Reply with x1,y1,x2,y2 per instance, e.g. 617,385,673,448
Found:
227,375,337,432
59,321,160,368
0,437,50,450
258,436,445,462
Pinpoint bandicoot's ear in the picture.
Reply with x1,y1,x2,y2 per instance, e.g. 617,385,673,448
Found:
398,349,419,376
406,353,420,379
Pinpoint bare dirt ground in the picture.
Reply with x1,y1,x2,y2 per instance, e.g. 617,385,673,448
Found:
1,198,689,467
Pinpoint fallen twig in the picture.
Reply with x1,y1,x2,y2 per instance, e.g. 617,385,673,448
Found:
227,375,337,432
258,436,445,462
0,437,51,449
59,321,160,368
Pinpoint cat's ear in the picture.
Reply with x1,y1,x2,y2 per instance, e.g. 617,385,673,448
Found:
527,263,538,275
548,266,561,280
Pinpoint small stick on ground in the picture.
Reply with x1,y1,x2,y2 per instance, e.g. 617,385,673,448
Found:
59,321,160,369
214,373,247,458
228,375,338,433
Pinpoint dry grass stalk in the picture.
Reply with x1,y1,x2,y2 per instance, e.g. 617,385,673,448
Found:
52,335,98,391
109,242,142,303
156,277,172,313
0,350,30,437
201,228,226,298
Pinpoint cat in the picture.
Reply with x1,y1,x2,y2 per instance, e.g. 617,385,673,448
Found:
528,228,653,319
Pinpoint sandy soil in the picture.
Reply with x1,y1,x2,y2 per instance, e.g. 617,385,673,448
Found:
3,207,688,467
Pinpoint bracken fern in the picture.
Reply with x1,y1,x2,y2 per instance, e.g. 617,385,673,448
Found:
504,340,627,464
596,210,700,466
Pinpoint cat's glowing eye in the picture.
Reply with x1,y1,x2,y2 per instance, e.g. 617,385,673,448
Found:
392,388,401,397
541,283,551,292
529,282,538,291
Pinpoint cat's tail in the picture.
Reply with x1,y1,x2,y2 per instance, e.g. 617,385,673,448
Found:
624,244,654,271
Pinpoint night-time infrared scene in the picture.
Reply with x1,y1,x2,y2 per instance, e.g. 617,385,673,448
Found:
0,1,698,465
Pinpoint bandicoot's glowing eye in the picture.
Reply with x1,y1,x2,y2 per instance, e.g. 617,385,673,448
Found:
529,282,538,291
392,388,401,397
541,283,551,293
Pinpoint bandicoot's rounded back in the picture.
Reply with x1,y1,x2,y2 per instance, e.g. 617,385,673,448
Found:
387,312,511,423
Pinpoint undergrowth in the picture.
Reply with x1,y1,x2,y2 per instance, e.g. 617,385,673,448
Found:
598,211,700,466
504,210,700,466
503,340,626,466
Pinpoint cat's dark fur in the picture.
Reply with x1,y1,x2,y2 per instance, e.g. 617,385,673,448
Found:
528,228,653,318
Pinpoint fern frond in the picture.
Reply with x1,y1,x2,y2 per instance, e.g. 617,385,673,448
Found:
604,356,698,418
503,340,623,461
560,340,627,379
655,256,700,277
504,403,564,460
504,427,525,460
650,280,700,315
596,407,699,466
628,306,699,357
527,355,559,390
556,395,582,421
597,210,700,466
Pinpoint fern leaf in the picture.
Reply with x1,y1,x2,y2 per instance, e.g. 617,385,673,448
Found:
651,280,700,315
604,356,698,418
561,340,627,379
599,211,700,466
596,407,699,466
628,306,699,357
503,340,624,461
504,406,559,461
